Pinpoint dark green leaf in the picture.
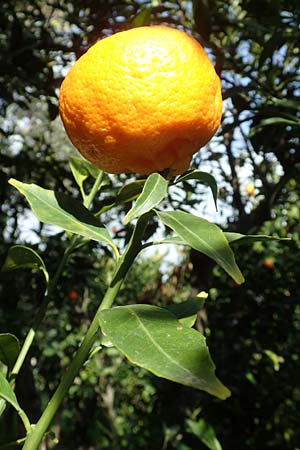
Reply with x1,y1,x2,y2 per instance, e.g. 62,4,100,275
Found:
156,210,244,284
99,305,230,399
132,7,152,26
175,170,218,210
116,179,146,203
9,179,117,255
123,173,168,224
0,334,20,370
1,245,49,284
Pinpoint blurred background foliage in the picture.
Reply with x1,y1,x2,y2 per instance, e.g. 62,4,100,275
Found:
0,0,300,449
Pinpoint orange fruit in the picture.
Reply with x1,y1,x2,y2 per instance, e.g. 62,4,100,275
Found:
59,26,222,176
245,184,255,195
263,258,275,269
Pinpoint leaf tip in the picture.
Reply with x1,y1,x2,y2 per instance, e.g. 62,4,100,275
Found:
217,384,231,400
8,178,18,187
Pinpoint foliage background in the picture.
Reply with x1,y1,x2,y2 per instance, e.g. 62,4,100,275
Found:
0,1,300,449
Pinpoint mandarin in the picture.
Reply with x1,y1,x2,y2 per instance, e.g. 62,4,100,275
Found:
59,26,222,175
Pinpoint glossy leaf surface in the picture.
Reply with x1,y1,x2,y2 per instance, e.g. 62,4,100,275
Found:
156,210,244,284
9,179,116,253
99,305,230,399
123,173,168,224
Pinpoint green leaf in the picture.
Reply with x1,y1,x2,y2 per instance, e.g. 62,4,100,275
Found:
165,292,207,327
224,232,290,244
175,170,218,210
123,173,168,224
0,398,6,417
9,179,117,255
269,97,300,110
99,305,230,399
132,7,152,26
156,210,244,284
259,116,300,126
0,334,20,370
0,373,31,432
154,235,187,246
153,232,289,250
0,372,21,412
69,156,105,201
250,116,300,136
1,245,49,285
116,179,146,203
264,349,284,371
70,156,101,183
186,417,223,450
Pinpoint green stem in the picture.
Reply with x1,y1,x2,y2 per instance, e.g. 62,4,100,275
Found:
22,213,150,450
10,236,79,380
0,436,26,449
18,410,31,435
84,171,104,208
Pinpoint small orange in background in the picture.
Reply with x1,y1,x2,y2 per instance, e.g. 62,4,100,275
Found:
59,26,222,176
263,258,275,269
68,290,79,300
245,184,255,196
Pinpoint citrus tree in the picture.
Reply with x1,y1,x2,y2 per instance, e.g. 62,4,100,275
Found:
0,1,298,449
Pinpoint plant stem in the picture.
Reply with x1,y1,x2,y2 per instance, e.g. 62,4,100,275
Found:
0,436,26,449
18,410,31,435
84,171,104,208
10,236,79,381
22,213,150,450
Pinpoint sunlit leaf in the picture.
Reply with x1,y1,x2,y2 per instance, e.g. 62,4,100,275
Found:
99,305,230,399
9,179,117,255
175,170,218,210
156,210,244,284
123,173,168,224
0,399,6,417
